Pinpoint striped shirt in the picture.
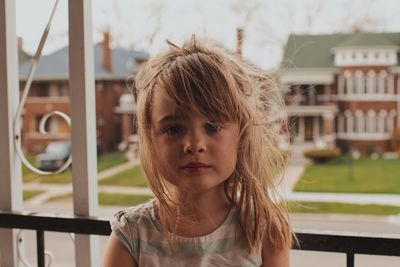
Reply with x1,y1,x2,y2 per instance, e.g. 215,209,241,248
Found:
110,200,262,266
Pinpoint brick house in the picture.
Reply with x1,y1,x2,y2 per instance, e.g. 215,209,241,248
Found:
280,32,400,153
19,33,148,153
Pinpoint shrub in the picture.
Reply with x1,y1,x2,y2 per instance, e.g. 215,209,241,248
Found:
303,147,341,163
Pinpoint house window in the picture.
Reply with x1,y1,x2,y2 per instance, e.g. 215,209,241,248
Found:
36,83,49,96
363,75,368,94
355,71,363,94
344,110,352,133
379,71,387,94
386,75,393,94
367,71,375,94
346,75,353,94
367,110,376,133
379,110,387,133
385,116,390,132
353,115,358,133
60,83,69,96
374,116,380,133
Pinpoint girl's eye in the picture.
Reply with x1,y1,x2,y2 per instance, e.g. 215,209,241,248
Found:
165,125,183,136
205,123,222,133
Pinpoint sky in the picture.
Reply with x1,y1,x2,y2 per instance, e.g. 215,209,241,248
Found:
15,0,400,70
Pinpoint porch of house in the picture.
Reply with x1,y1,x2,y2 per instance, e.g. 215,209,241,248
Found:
1,1,400,267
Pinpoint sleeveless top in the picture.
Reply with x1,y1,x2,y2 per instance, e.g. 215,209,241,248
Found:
110,200,262,266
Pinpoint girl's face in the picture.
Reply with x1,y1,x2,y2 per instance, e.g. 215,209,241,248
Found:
150,89,240,194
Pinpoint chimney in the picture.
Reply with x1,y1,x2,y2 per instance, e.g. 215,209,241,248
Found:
102,32,112,73
17,36,23,50
236,28,243,56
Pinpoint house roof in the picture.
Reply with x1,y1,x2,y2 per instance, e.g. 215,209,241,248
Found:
334,33,398,48
281,32,400,69
19,43,149,81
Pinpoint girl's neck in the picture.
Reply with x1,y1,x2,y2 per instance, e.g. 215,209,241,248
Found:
157,184,233,237
176,184,231,220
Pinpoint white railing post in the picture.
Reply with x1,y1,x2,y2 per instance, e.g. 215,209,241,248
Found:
68,0,100,266
0,0,24,266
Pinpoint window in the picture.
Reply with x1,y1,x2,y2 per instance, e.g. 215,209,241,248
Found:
363,75,368,94
368,71,375,94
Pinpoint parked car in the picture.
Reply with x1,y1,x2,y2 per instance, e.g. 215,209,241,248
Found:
36,141,71,171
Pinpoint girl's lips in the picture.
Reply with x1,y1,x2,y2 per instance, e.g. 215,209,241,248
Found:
181,162,210,169
180,163,211,173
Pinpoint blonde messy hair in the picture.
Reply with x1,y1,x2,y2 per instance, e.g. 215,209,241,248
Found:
133,36,293,253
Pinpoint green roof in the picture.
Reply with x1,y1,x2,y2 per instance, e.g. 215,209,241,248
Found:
335,33,398,48
281,32,400,69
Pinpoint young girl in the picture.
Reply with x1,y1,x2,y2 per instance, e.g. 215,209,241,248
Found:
103,36,293,267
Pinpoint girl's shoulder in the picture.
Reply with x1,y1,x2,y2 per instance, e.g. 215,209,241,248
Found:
110,198,159,232
109,199,159,261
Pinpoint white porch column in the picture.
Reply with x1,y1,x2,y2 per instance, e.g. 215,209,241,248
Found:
0,0,23,266
322,113,335,145
68,1,99,267
298,116,305,142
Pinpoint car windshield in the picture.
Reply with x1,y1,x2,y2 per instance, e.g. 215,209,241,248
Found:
46,142,70,154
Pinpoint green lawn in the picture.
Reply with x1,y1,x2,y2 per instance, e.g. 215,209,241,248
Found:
99,193,153,206
47,192,153,206
97,152,129,172
288,201,400,216
23,190,44,200
99,165,148,187
23,152,128,184
294,157,400,194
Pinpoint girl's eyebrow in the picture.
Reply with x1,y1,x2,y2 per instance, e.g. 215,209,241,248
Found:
157,114,184,123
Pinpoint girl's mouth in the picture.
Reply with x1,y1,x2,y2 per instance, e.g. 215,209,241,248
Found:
181,162,211,172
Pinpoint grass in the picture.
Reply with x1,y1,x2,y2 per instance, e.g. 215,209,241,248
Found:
99,193,153,206
97,152,128,172
23,151,128,184
99,165,148,187
23,190,44,200
294,156,400,194
288,201,400,216
47,192,153,206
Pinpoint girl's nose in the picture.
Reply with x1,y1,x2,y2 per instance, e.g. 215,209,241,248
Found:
183,132,206,154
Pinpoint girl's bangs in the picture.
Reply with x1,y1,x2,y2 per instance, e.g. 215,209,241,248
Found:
156,53,243,122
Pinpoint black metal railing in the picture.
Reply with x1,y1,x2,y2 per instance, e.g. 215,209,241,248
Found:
1,211,400,267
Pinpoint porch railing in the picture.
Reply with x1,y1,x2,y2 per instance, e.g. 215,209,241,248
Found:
1,211,400,267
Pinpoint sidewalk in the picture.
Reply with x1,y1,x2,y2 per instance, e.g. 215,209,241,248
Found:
24,158,147,206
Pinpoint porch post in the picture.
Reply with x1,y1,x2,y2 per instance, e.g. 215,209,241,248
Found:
0,0,23,266
298,116,305,142
322,113,335,146
68,1,99,267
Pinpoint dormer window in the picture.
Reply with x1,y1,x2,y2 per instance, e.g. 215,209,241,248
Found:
333,48,398,67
